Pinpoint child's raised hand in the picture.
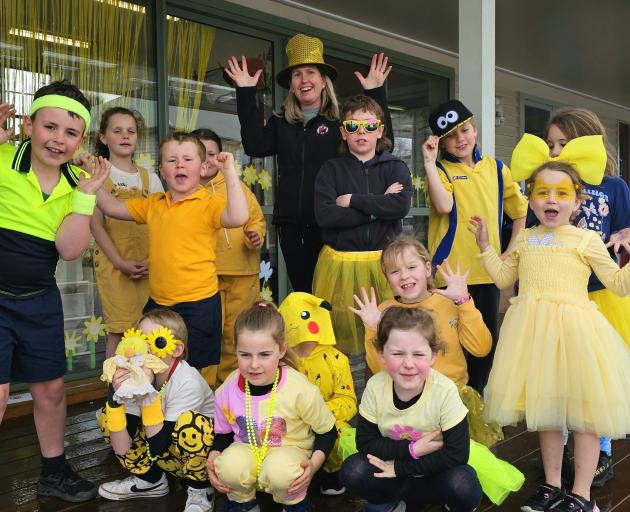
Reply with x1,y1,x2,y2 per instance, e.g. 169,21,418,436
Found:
73,152,92,171
216,151,235,173
206,450,232,494
411,429,444,458
366,454,396,478
422,135,440,163
0,103,16,144
244,229,263,249
348,287,382,329
384,182,403,195
224,56,262,88
468,216,490,251
78,156,111,195
433,260,470,302
607,227,630,254
287,459,316,495
354,53,392,90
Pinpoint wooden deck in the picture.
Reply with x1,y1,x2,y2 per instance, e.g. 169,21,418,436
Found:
2,400,630,512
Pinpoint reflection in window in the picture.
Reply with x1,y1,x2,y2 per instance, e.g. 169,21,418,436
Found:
0,0,157,382
167,19,279,302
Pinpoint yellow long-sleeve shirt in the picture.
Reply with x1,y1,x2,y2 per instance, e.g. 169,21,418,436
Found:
206,172,266,276
364,294,492,386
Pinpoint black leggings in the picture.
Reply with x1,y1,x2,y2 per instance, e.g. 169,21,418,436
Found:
466,283,500,393
278,224,323,293
340,453,482,512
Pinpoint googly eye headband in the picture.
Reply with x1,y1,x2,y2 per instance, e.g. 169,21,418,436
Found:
428,100,473,138
146,326,183,358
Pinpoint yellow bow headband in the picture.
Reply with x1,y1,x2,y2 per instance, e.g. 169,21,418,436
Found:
510,133,606,185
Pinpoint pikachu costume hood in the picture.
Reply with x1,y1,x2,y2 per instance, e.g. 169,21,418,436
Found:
279,292,336,347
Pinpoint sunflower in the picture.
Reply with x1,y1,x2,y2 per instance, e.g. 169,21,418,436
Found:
146,326,181,358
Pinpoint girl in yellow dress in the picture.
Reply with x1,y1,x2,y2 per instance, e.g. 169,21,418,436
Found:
469,135,630,512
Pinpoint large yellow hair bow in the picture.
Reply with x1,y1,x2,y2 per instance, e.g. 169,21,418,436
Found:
510,133,606,185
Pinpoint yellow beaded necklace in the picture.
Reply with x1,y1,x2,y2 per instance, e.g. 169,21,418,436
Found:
245,368,280,482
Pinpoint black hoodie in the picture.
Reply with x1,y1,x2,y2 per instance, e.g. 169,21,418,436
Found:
314,151,412,251
235,86,392,226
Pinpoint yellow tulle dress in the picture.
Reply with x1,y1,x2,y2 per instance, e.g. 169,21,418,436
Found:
480,225,630,438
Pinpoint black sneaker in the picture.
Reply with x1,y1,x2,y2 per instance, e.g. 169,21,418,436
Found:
554,492,599,512
319,470,346,496
37,461,98,502
561,445,574,487
521,483,564,512
591,451,613,488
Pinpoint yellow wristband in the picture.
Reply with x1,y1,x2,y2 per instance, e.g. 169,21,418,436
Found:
106,403,127,432
71,189,96,215
141,396,164,426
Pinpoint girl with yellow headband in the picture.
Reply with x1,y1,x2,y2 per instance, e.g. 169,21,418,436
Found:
208,302,336,512
469,134,630,512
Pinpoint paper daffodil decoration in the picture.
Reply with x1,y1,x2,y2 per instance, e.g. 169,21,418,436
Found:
64,330,82,356
101,327,169,406
146,326,182,358
83,315,105,343
258,169,272,190
259,260,273,281
243,165,258,186
135,152,156,172
412,176,425,190
260,285,273,302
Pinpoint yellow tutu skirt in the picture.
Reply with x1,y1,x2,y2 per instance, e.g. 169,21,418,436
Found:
337,430,524,505
312,245,393,355
589,288,630,348
485,294,630,438
458,384,504,447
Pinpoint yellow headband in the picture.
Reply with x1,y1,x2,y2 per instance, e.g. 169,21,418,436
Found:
510,133,606,185
146,326,183,358
29,95,91,133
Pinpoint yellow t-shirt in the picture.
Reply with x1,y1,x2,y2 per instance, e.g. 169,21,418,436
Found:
214,367,336,451
125,187,226,305
428,155,528,286
364,295,492,386
360,369,468,440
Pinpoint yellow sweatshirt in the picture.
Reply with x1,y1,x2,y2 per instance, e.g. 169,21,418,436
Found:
206,172,266,276
365,294,492,386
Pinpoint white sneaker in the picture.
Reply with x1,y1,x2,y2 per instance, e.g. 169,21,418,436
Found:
184,486,214,512
98,473,169,500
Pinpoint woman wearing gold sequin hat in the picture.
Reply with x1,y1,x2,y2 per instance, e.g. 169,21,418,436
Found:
225,33,393,293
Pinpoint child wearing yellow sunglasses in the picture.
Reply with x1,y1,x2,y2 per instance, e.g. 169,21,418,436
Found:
312,95,413,359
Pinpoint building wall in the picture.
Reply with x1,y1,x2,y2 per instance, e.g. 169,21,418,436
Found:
225,0,630,162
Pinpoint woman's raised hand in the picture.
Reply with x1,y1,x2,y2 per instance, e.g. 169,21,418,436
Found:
354,53,392,90
224,56,262,88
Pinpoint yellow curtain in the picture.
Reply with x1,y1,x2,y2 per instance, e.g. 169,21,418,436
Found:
167,17,215,132
0,0,151,136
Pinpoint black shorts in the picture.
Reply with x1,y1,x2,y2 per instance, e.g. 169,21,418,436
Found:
145,292,222,369
0,286,65,384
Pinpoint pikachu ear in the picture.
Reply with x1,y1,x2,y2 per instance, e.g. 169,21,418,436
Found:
320,300,332,311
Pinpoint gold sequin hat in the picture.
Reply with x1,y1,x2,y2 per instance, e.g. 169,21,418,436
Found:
276,33,338,89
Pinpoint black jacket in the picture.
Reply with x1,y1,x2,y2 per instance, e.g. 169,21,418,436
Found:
314,151,412,251
235,86,392,226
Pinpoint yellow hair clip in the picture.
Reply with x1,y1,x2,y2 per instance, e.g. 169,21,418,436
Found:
510,133,606,185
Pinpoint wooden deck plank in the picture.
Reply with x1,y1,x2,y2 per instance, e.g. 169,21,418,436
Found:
3,401,630,512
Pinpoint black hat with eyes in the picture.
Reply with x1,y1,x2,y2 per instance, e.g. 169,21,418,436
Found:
429,100,473,137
